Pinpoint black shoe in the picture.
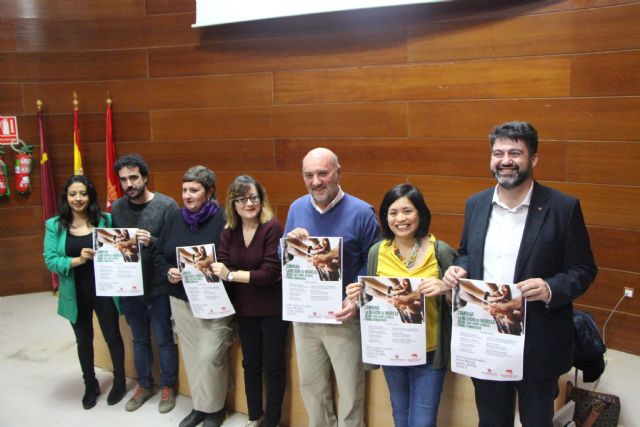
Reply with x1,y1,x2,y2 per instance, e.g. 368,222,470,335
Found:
179,409,207,427
107,379,126,405
203,408,226,427
82,381,100,410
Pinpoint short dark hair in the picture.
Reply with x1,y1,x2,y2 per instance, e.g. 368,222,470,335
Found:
57,175,106,231
183,165,216,198
379,184,431,241
114,154,149,177
489,121,539,155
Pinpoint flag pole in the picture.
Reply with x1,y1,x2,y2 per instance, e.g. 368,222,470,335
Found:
73,91,83,175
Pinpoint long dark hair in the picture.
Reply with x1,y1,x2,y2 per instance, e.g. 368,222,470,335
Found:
57,175,106,231
379,184,431,242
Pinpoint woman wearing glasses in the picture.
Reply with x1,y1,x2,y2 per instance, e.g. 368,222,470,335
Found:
211,175,289,427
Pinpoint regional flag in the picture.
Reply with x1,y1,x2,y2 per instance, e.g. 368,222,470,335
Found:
38,100,60,291
73,92,83,175
105,97,122,211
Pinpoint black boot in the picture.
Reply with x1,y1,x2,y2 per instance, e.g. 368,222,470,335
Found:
82,379,100,409
107,376,126,405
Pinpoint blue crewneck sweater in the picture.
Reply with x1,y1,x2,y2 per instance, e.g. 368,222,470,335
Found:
283,193,380,291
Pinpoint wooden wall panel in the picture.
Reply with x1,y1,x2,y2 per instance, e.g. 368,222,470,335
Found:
23,74,272,113
15,13,199,52
430,213,465,248
152,107,273,141
115,140,277,174
271,104,407,138
408,98,640,141
0,0,145,19
566,141,640,186
0,206,42,237
577,269,640,316
0,19,16,51
0,51,148,82
553,182,640,229
571,50,640,96
276,139,489,177
0,265,49,295
274,138,567,182
589,226,640,272
152,103,407,141
409,176,493,214
0,83,23,113
146,0,194,15
16,112,150,146
408,2,640,62
274,57,570,104
148,30,406,78
341,174,411,209
0,235,45,268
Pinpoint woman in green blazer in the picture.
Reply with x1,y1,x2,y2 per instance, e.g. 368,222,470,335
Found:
43,175,125,409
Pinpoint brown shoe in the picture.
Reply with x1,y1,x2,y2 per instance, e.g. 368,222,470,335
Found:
125,386,154,412
158,386,176,414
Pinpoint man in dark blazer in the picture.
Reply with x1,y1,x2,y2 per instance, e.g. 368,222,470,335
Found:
444,121,597,426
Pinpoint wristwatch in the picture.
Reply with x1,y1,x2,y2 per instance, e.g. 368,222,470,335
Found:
227,271,235,282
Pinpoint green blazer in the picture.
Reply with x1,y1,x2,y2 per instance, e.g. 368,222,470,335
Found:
43,213,120,324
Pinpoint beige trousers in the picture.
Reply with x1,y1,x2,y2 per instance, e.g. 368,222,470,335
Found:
170,296,235,413
293,319,366,427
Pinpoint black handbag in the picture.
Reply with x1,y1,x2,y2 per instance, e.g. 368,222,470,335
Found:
566,381,621,427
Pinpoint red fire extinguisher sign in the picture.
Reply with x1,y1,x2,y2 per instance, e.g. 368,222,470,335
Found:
0,116,19,145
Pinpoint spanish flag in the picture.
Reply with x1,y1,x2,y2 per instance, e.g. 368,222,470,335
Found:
73,91,83,175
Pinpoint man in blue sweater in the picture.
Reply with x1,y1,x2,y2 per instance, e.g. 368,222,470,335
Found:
284,147,379,427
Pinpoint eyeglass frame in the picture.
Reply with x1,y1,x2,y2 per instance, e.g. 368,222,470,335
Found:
233,195,261,205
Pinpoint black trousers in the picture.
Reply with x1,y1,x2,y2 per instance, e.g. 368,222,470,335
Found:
237,315,290,427
472,376,559,427
71,281,125,386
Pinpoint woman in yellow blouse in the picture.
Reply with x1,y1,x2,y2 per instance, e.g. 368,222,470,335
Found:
346,183,456,427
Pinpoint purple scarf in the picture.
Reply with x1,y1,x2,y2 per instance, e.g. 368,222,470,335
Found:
182,200,219,232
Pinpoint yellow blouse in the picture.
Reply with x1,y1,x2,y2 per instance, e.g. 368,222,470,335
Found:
376,234,440,352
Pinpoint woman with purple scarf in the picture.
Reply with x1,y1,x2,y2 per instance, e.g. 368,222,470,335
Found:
154,165,233,427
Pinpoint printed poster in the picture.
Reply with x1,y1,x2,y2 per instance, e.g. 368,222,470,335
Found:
451,279,526,381
176,244,234,319
281,236,343,324
93,228,144,296
359,276,426,366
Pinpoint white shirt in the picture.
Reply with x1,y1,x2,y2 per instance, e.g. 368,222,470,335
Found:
483,183,534,285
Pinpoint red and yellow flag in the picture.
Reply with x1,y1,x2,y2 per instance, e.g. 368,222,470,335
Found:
38,100,60,291
73,92,83,175
105,97,122,211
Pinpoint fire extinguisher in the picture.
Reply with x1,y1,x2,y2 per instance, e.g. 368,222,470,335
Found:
14,145,33,195
0,149,9,197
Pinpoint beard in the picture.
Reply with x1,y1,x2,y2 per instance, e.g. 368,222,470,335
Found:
126,185,145,201
492,162,532,190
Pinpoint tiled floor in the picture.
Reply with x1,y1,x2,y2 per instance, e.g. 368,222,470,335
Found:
0,291,248,427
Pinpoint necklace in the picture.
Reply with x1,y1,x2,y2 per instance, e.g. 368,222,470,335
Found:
393,238,421,268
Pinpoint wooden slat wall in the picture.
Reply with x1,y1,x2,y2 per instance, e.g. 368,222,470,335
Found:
1,0,639,424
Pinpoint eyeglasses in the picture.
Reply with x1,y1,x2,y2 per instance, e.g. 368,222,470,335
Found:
234,195,260,205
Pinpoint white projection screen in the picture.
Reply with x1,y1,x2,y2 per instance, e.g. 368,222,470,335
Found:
193,0,451,27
